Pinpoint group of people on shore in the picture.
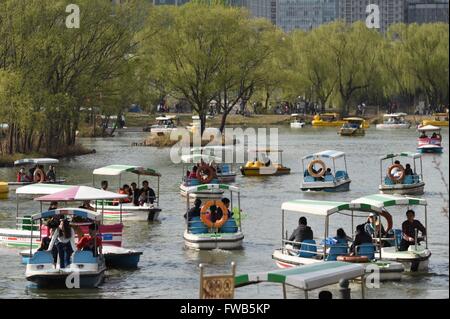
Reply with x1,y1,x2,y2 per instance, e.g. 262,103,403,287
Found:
16,165,57,183
289,209,426,258
100,180,156,206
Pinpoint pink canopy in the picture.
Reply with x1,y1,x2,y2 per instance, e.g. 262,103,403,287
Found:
34,186,128,202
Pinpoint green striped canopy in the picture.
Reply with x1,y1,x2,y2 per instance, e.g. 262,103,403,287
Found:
381,152,422,160
281,200,351,216
186,183,239,194
235,262,364,291
93,165,160,177
351,194,427,213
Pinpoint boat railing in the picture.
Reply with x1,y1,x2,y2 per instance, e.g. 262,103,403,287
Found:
282,239,326,258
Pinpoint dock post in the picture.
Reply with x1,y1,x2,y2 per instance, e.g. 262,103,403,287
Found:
339,279,351,299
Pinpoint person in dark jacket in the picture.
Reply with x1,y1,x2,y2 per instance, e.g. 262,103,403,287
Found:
289,217,314,248
400,209,426,251
184,199,202,221
350,224,373,255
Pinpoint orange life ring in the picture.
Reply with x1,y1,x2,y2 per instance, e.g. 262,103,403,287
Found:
387,164,405,183
337,255,369,263
196,165,215,184
200,200,228,228
308,160,326,178
33,169,45,183
379,209,393,233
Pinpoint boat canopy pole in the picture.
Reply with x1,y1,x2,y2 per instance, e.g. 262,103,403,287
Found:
344,156,348,175
157,176,160,206
420,157,423,180
425,206,428,249
380,160,383,185
332,158,336,176
237,192,242,232
29,224,33,257
16,193,19,229
281,210,285,247
324,216,329,260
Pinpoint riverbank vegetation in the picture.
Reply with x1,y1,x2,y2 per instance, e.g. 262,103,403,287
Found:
1,0,448,156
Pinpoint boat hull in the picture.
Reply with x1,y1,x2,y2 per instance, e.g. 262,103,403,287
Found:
301,180,351,192
378,246,431,272
339,129,365,136
290,122,305,128
379,182,425,195
240,166,291,176
421,120,448,127
26,270,105,288
312,121,347,127
183,231,244,250
417,146,443,154
376,124,411,129
217,173,237,183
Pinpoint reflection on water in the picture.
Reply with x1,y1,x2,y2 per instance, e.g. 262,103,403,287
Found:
0,126,448,299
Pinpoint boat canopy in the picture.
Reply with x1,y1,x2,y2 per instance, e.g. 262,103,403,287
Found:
186,183,239,194
16,183,73,196
31,208,102,221
418,125,441,132
34,186,128,202
180,154,222,163
344,117,364,122
351,194,426,213
281,199,351,216
291,114,304,117
191,145,233,153
235,261,364,291
14,158,59,166
383,113,408,118
302,150,346,160
380,152,421,160
93,165,161,177
156,116,176,121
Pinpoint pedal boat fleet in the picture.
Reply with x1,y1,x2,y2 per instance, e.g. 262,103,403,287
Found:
338,118,367,136
8,158,66,188
92,165,162,221
301,150,351,192
379,152,425,195
417,125,443,154
376,113,411,129
183,184,244,250
240,148,291,176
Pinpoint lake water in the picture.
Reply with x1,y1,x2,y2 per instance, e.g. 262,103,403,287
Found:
0,126,448,299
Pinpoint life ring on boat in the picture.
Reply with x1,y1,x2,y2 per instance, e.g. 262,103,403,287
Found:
379,209,393,233
387,164,405,183
33,169,45,183
196,165,215,184
308,160,326,178
200,200,228,228
337,256,369,263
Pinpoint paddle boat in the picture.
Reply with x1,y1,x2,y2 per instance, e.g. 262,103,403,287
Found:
7,158,66,188
290,114,306,128
92,165,162,221
271,199,404,281
25,208,106,288
20,186,142,269
191,146,237,183
183,184,244,250
376,113,411,129
417,125,443,154
421,112,449,127
0,181,8,199
301,150,351,192
379,152,425,195
352,194,431,272
240,148,290,176
311,113,347,127
338,118,367,136
180,154,224,200
143,115,177,134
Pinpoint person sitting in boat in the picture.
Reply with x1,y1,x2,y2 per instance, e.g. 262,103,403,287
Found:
188,166,198,179
101,180,108,191
364,213,386,238
216,197,233,220
420,131,428,139
17,167,30,182
404,164,413,176
130,182,140,206
324,168,333,179
349,224,372,256
46,165,56,182
79,200,95,211
184,198,202,221
77,223,103,257
400,209,426,251
48,201,58,211
334,228,352,245
49,218,76,269
288,217,314,249
118,184,132,203
139,180,156,205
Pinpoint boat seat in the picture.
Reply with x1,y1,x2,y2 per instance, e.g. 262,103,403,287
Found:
326,245,349,261
403,175,414,184
335,171,348,180
356,243,375,260
72,251,97,264
29,251,54,264
304,176,315,183
298,239,317,258
211,178,220,184
186,179,200,186
324,175,334,182
188,217,208,234
221,165,230,173
384,177,394,185
220,218,238,233
393,229,402,250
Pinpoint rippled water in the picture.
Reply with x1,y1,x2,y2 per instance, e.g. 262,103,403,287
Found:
0,126,448,299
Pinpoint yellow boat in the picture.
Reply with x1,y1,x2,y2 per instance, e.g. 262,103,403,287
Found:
338,118,366,136
240,149,291,176
0,182,9,199
312,113,347,127
421,113,449,127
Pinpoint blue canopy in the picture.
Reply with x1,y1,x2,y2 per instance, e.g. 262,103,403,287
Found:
31,208,102,221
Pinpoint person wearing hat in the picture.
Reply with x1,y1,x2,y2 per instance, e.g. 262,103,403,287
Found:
364,212,386,239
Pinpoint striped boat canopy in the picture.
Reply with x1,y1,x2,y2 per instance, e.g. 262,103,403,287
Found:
14,158,59,166
351,194,427,213
418,125,441,132
34,186,128,202
381,152,422,160
186,184,239,194
93,165,161,177
281,200,351,216
235,262,364,291
31,208,102,221
181,154,222,163
16,183,73,195
302,150,346,160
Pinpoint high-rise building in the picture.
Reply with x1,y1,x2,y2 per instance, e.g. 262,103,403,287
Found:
407,0,449,24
